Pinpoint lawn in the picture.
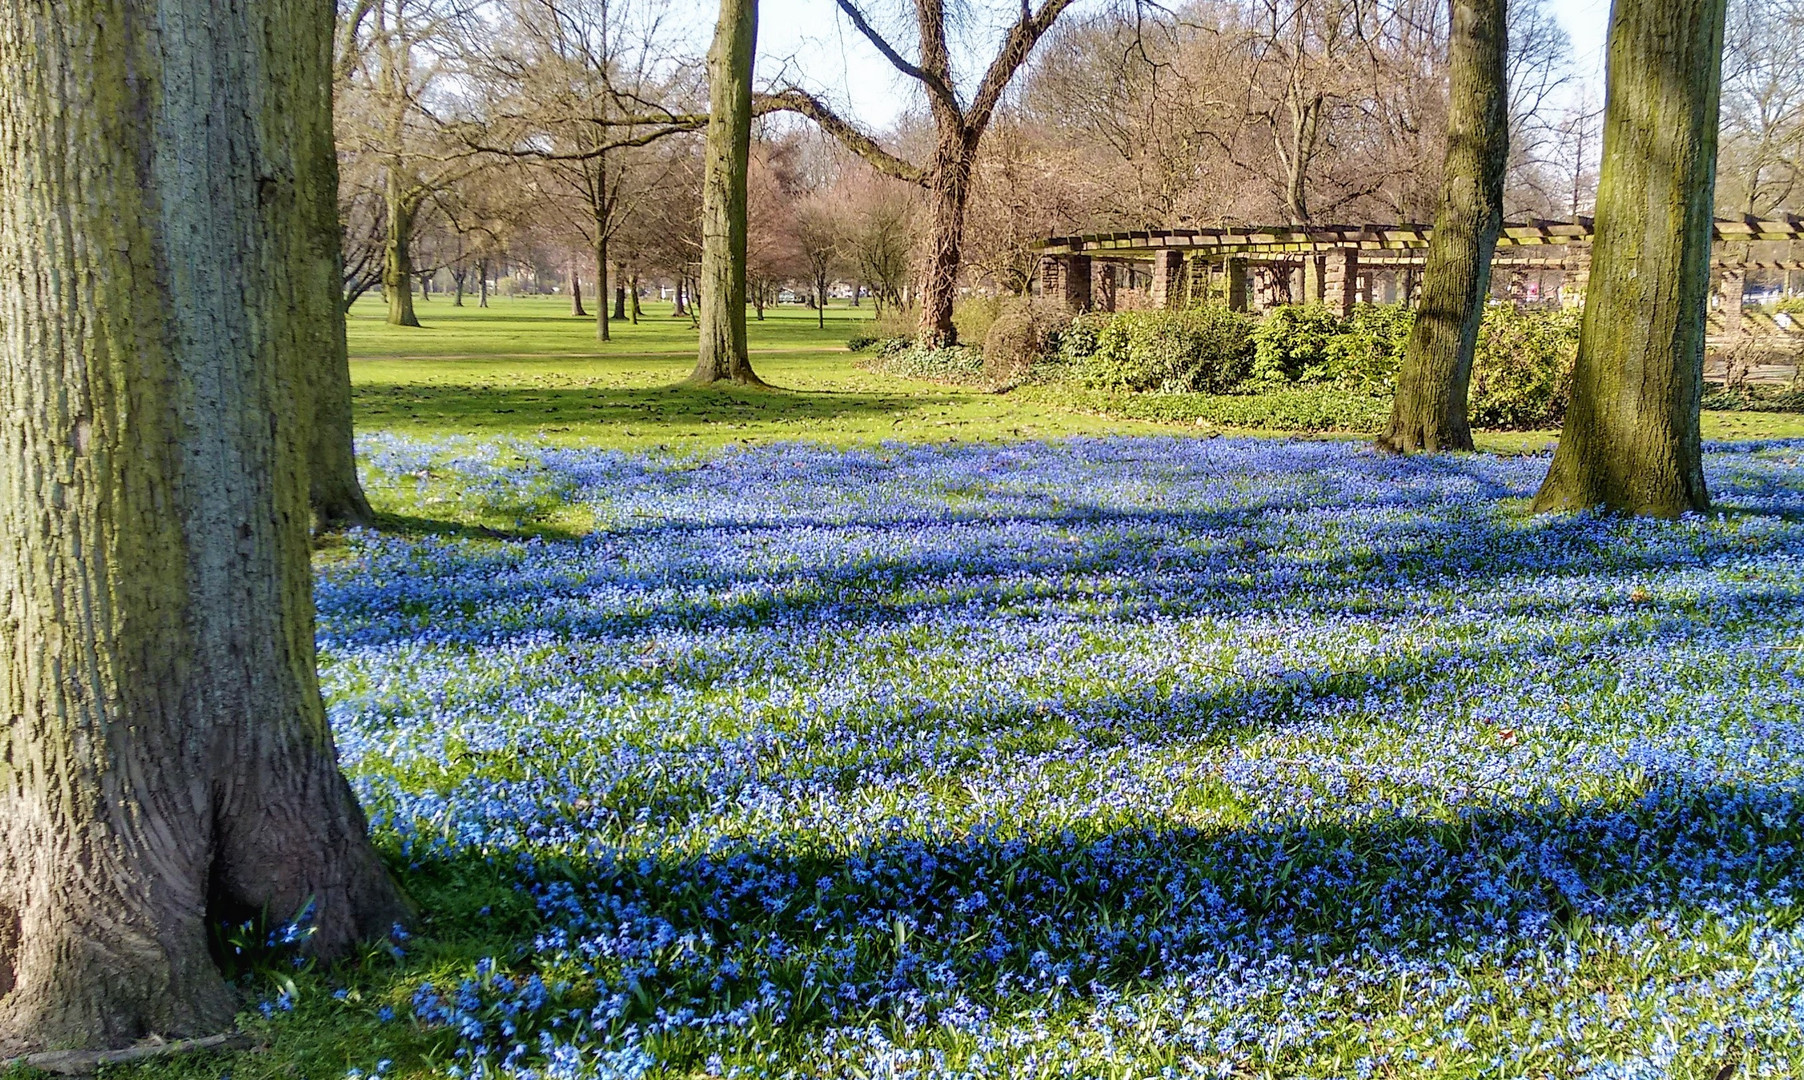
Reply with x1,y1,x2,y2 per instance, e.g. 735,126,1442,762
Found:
347,295,1804,451
94,300,1804,1079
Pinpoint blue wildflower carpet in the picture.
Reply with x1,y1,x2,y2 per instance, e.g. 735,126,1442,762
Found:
321,436,1804,1079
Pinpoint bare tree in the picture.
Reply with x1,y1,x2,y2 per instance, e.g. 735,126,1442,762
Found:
770,0,1078,346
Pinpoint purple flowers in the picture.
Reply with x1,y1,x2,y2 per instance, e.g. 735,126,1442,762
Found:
325,435,1804,1077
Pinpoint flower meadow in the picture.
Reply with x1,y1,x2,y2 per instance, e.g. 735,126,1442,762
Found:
311,434,1804,1079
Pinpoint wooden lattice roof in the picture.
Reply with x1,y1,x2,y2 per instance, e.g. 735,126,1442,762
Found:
1033,216,1804,258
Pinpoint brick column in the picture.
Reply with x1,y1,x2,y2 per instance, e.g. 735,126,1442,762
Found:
1038,254,1066,304
1323,248,1358,316
1226,257,1250,312
1561,257,1589,309
1719,266,1746,337
1149,250,1186,310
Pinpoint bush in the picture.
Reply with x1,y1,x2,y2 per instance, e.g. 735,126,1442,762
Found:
982,298,1072,384
1072,307,1255,393
1321,304,1414,391
1249,304,1344,385
1468,304,1580,429
954,295,1004,347
845,334,880,352
858,342,985,383
1045,385,1391,433
1701,382,1804,413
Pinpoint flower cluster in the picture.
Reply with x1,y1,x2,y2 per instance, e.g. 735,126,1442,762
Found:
323,435,1804,1078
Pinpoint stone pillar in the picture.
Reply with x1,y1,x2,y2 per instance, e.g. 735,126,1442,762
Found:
1226,257,1250,312
1719,265,1746,337
1149,250,1186,310
1097,263,1117,312
1038,254,1066,303
1561,257,1589,309
1322,248,1358,317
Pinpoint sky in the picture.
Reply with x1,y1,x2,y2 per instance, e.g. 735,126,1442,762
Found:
738,0,1617,134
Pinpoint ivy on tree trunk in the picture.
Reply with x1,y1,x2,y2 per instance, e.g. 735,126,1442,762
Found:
0,0,408,1052
1533,0,1725,516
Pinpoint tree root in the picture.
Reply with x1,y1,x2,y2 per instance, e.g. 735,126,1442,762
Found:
2,1033,255,1076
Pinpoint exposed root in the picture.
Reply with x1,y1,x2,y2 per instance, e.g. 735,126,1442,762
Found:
3,1033,255,1076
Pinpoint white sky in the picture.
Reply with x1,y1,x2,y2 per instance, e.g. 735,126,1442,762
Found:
681,0,1618,134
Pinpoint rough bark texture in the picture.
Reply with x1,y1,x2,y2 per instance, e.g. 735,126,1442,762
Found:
306,33,373,530
0,0,408,1052
690,0,763,385
382,174,419,327
1533,0,1724,516
1378,0,1508,454
570,257,588,317
916,132,979,346
594,241,611,342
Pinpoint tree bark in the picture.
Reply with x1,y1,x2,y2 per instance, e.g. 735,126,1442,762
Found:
382,177,419,327
613,262,628,320
1533,0,1724,516
479,258,490,308
0,0,407,1054
569,256,587,317
1378,0,1509,454
690,0,764,385
915,133,978,347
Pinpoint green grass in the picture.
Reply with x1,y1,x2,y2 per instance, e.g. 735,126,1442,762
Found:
349,296,1804,451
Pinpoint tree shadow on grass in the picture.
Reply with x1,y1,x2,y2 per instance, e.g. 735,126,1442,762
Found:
353,381,961,435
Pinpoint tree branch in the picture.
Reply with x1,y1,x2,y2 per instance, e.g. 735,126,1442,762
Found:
967,0,1079,134
757,88,928,185
835,0,961,113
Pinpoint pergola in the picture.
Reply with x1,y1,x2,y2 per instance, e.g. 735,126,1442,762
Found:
1031,216,1804,334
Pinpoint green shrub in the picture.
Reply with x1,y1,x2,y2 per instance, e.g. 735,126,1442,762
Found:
954,295,1004,346
1320,304,1414,391
1074,307,1255,393
845,334,880,352
859,342,986,383
1468,304,1580,429
1249,304,1344,385
1044,385,1391,433
1773,297,1804,315
1701,382,1804,413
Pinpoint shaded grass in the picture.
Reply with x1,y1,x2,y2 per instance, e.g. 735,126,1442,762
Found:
350,296,1804,453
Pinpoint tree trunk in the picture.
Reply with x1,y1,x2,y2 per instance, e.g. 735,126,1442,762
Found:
690,0,764,385
817,271,829,329
916,132,977,348
0,0,407,1054
570,257,587,317
382,179,418,327
613,262,628,320
479,258,490,308
452,268,466,307
1533,0,1725,516
630,271,642,322
1378,0,1508,454
593,239,610,342
673,277,687,316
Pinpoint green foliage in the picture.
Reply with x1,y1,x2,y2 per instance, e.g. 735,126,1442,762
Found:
1321,304,1415,391
845,334,880,352
1249,304,1345,385
1468,304,1581,429
1771,297,1804,315
1701,382,1804,413
1066,307,1255,393
953,295,1004,346
982,298,1072,384
1049,384,1392,432
860,342,987,384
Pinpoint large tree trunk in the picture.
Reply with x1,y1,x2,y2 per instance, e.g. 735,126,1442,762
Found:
479,257,490,308
613,262,628,320
0,0,408,1054
1533,0,1725,516
690,0,763,385
916,132,977,348
1378,0,1509,454
630,271,643,322
382,176,418,327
